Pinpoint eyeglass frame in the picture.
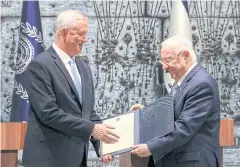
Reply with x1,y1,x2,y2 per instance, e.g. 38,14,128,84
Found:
159,50,185,65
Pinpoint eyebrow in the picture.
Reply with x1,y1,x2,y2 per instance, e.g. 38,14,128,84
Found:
74,29,87,33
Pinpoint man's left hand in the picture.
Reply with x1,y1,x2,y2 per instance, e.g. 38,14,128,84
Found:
101,154,113,163
130,144,152,157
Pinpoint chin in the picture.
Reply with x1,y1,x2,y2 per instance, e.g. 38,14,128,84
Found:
75,47,82,53
170,73,176,80
70,51,81,57
78,45,83,50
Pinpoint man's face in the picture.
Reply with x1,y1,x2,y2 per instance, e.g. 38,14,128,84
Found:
62,18,88,56
160,48,188,81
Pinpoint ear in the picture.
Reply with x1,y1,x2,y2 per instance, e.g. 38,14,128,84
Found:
184,50,190,62
183,50,190,57
59,28,68,38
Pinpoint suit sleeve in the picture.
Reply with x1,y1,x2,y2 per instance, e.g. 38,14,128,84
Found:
26,60,94,142
87,65,101,157
147,82,215,162
88,65,101,124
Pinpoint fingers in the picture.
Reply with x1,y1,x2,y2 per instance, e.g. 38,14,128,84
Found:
130,104,144,111
101,135,114,144
131,148,143,157
104,124,120,143
130,149,139,154
101,155,113,164
130,106,136,111
105,124,115,129
92,124,120,143
130,145,139,154
106,129,120,139
103,134,118,144
131,145,139,149
106,154,113,161
130,105,139,111
101,156,108,163
101,129,119,144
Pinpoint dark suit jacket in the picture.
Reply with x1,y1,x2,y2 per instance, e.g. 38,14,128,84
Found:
22,46,100,167
147,64,221,167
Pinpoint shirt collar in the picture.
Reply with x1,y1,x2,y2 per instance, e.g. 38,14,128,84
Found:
52,43,74,65
177,62,197,86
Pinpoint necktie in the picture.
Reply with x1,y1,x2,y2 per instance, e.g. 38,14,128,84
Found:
170,82,179,96
69,59,82,104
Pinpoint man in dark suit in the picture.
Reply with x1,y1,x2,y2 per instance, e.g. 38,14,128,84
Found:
22,10,118,167
131,36,221,167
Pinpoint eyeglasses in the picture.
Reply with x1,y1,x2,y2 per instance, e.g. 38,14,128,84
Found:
159,51,184,65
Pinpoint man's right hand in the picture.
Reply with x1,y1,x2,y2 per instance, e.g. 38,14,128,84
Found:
91,124,120,144
129,104,144,111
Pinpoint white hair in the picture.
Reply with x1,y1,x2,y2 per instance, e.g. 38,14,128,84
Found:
161,36,197,62
54,10,87,35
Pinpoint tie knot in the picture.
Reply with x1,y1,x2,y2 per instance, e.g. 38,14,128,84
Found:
172,83,179,90
69,59,75,65
171,82,179,96
172,81,178,87
168,81,178,89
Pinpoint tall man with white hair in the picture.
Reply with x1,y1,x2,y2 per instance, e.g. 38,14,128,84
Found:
130,36,221,167
22,10,119,167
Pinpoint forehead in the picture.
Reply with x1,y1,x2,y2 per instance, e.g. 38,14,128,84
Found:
161,49,174,58
73,19,88,31
77,18,88,26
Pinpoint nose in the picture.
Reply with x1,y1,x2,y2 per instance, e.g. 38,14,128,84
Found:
162,63,168,70
81,36,87,43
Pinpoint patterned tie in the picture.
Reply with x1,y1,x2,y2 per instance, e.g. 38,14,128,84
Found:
69,59,82,104
170,82,179,96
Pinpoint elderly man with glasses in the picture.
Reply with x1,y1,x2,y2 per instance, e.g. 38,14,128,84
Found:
130,36,221,167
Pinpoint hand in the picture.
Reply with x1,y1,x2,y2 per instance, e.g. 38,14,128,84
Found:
100,154,113,164
129,104,144,111
91,124,120,144
130,144,152,157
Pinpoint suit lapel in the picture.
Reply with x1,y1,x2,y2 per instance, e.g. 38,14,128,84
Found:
48,47,82,105
174,64,202,100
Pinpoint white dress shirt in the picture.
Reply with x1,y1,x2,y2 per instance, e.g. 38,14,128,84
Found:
177,62,197,86
52,43,82,94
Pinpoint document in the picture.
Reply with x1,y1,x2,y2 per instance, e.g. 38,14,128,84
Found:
100,93,174,156
101,113,135,155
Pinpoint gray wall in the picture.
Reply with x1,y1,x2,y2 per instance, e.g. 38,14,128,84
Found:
1,0,240,167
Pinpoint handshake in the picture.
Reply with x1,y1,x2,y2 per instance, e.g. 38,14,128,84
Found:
91,104,144,163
